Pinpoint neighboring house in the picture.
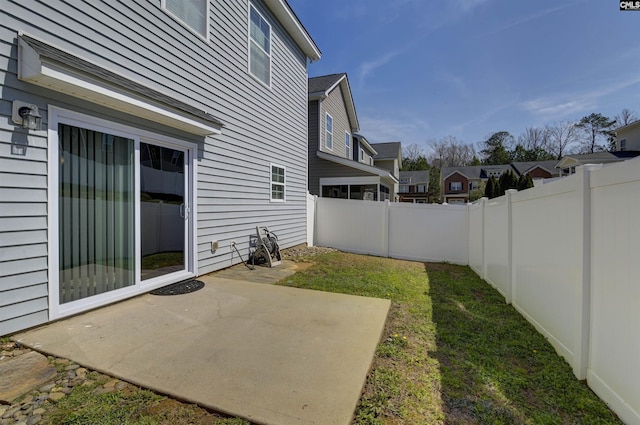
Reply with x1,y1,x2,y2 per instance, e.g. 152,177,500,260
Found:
441,161,560,203
614,119,640,151
372,142,402,196
441,166,504,204
398,171,430,203
510,161,559,180
1,1,320,335
307,73,398,201
555,151,640,176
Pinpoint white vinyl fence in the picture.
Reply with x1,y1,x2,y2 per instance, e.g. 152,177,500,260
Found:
314,197,468,263
310,157,640,425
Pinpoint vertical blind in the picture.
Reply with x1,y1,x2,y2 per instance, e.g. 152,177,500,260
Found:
58,124,135,304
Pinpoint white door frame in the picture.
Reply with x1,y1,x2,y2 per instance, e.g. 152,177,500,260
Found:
47,106,197,320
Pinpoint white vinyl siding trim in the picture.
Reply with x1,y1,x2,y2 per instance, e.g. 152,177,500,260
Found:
162,0,209,41
325,113,333,150
270,163,286,202
248,4,271,87
345,132,351,159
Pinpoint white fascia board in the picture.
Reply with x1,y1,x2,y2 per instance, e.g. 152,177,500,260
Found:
263,0,321,61
355,135,377,155
443,170,469,180
19,39,221,136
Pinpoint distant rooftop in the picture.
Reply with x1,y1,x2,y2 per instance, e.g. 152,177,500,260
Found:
371,142,401,160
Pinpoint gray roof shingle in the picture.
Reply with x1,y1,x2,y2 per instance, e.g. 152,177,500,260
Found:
372,142,401,160
399,170,429,184
308,73,345,93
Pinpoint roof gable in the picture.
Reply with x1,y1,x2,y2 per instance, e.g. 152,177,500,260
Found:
309,73,359,132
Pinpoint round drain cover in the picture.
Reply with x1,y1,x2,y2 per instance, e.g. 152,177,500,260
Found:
150,279,205,296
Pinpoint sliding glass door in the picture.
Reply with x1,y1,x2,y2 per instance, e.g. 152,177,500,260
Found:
56,117,192,311
140,142,187,281
58,124,136,303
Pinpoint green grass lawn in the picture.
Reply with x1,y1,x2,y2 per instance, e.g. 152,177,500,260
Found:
278,252,622,425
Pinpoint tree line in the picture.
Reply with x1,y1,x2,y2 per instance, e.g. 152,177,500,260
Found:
402,108,637,172
400,108,637,201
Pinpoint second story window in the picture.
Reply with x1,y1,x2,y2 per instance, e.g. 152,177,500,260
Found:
359,147,365,163
325,113,333,150
163,0,208,40
249,5,271,86
399,185,409,193
450,182,462,191
345,132,351,159
417,185,426,193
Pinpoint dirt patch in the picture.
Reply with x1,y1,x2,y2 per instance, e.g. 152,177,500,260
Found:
281,244,337,260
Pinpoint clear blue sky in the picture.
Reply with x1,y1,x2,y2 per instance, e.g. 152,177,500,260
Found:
289,0,640,153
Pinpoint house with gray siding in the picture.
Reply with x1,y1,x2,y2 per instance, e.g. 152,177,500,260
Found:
0,0,320,335
307,73,398,201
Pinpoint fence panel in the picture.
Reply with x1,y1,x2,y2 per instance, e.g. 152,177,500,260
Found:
315,198,387,256
483,197,509,297
468,202,483,275
510,173,586,377
388,203,468,264
588,158,640,425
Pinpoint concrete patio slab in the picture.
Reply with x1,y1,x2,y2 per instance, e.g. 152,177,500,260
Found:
13,275,390,425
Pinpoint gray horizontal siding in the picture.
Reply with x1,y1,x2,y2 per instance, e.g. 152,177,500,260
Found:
1,0,311,333
319,86,351,158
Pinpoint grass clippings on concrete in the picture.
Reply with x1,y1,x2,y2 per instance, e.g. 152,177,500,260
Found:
278,251,623,425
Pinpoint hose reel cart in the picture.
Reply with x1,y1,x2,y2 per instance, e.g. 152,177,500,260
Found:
249,226,282,267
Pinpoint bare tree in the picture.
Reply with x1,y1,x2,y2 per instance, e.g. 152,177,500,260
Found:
401,143,429,170
614,108,638,128
428,136,477,167
546,121,579,159
518,127,549,152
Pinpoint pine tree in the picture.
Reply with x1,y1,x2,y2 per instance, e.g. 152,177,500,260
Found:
485,176,498,199
498,170,517,196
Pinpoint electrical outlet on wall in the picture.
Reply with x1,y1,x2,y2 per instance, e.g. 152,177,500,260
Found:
211,240,219,253
230,240,236,250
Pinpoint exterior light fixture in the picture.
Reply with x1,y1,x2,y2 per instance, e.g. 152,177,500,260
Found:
11,100,42,131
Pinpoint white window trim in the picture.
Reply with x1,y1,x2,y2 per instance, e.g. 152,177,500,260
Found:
325,113,333,150
359,147,365,162
270,163,286,202
161,0,210,42
345,132,351,159
47,106,197,320
248,3,272,88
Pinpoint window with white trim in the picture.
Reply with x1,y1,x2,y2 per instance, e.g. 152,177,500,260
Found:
249,5,271,86
620,138,627,151
450,181,462,191
162,0,209,40
325,113,333,150
270,164,285,201
345,132,351,159
359,147,365,162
